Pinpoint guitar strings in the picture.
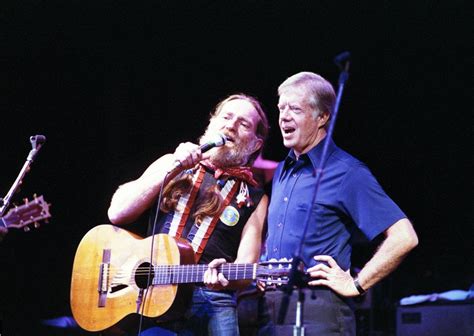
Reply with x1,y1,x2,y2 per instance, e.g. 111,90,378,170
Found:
111,264,258,275
106,264,280,285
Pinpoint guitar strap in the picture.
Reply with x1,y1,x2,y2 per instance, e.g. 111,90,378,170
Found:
165,165,240,262
167,166,206,238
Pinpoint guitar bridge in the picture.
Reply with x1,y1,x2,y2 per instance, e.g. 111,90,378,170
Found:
97,249,111,307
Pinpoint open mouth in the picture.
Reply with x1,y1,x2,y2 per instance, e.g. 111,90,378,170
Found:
282,127,296,135
224,134,235,143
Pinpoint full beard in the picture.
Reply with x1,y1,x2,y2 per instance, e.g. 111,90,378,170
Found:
199,129,256,168
207,144,251,168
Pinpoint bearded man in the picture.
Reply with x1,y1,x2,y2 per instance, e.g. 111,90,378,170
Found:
107,94,269,336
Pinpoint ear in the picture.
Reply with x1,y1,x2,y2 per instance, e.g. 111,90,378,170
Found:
317,111,330,129
252,138,263,154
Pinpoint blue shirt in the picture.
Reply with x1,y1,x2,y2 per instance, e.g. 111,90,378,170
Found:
266,138,406,271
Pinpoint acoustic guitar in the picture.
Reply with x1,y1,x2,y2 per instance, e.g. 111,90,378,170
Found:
70,224,291,332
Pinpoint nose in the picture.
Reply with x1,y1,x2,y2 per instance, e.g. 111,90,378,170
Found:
224,117,238,131
279,106,291,120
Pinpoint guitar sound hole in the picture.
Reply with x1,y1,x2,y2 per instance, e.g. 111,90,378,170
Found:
135,262,154,289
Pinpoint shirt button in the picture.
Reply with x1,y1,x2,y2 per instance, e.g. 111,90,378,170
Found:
277,222,282,228
273,247,278,253
283,197,288,202
292,173,297,177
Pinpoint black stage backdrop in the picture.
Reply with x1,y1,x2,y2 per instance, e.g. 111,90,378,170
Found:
0,1,471,335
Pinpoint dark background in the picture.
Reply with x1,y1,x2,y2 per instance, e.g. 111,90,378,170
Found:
1,1,472,335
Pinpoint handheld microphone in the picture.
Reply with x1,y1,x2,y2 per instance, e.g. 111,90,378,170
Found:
199,132,227,152
171,132,227,171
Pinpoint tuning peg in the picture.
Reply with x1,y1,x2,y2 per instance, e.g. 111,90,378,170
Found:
24,226,31,232
23,197,29,204
34,222,41,228
33,193,38,198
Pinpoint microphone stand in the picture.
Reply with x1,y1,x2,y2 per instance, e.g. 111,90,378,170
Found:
0,136,45,217
277,52,351,335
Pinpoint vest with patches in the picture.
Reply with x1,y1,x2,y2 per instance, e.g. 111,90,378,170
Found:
148,165,265,264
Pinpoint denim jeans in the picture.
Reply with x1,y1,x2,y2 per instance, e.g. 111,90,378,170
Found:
140,287,239,336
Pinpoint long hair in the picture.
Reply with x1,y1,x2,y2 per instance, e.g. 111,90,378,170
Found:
160,168,224,226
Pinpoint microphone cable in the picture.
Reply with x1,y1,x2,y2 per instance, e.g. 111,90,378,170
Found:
136,169,172,336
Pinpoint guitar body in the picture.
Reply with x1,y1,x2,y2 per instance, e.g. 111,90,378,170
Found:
70,224,194,332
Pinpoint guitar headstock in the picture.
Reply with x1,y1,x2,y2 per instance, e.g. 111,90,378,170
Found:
256,259,293,286
1,195,51,231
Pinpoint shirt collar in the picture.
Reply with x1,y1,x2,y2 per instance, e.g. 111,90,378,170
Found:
284,136,336,170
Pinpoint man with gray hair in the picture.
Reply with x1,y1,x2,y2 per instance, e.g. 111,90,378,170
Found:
264,71,418,334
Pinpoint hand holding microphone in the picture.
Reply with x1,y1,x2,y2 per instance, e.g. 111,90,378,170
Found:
170,132,227,173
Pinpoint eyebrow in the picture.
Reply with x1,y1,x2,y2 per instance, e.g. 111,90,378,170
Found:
278,103,303,109
220,111,255,127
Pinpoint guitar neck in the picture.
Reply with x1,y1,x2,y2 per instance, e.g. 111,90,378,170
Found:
152,263,257,285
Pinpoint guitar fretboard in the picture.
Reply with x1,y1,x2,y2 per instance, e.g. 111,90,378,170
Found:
151,263,257,284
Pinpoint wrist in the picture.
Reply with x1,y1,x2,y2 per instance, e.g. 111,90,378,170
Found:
353,277,366,296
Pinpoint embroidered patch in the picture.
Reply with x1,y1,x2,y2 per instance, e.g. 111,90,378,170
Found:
220,206,240,226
